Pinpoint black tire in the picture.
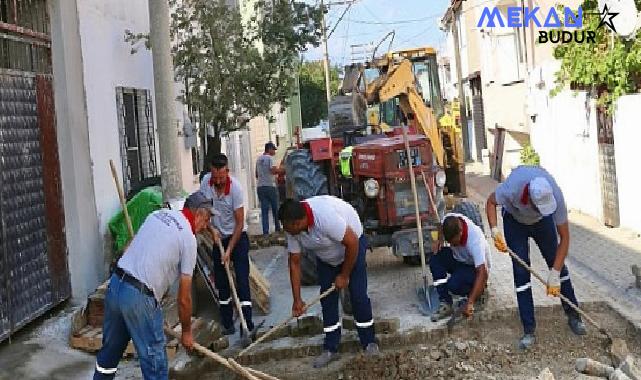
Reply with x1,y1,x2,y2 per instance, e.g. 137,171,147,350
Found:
452,201,484,232
402,255,424,266
285,149,328,201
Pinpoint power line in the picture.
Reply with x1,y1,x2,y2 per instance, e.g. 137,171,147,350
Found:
340,5,351,66
395,23,439,48
348,14,441,25
360,2,385,23
328,3,354,38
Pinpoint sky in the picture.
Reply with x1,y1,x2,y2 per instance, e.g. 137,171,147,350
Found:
302,0,450,67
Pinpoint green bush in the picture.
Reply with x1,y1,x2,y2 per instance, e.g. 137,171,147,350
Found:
520,144,540,166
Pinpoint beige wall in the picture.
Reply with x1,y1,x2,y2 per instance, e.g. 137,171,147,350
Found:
483,82,528,133
462,0,482,76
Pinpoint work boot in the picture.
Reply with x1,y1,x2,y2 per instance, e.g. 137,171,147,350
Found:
365,343,380,356
431,302,453,322
568,317,587,336
518,333,536,350
313,351,339,368
222,325,236,336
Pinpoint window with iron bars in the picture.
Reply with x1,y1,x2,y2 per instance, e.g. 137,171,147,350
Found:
115,87,160,198
0,0,51,74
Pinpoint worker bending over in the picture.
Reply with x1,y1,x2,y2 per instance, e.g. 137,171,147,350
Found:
94,191,214,380
430,213,490,322
279,196,379,368
486,165,586,350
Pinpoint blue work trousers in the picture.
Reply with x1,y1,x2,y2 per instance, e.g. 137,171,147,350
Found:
317,235,376,353
257,186,280,235
429,247,476,304
503,211,580,334
94,274,167,380
211,232,254,331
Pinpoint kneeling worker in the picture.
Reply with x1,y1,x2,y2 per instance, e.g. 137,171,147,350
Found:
430,213,490,322
279,196,378,368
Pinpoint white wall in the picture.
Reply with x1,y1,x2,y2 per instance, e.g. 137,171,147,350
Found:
222,130,254,212
50,0,103,301
614,95,641,233
77,0,157,236
528,63,602,220
78,1,197,234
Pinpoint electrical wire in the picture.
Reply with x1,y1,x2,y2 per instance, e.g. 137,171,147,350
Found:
395,23,439,47
340,5,351,66
348,13,442,25
328,3,354,38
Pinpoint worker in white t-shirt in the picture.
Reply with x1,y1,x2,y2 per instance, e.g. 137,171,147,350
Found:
429,213,490,323
279,196,378,368
200,153,255,338
94,191,214,379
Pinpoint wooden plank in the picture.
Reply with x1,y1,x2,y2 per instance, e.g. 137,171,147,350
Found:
248,260,270,314
97,280,109,292
250,259,270,293
77,326,91,336
70,306,87,335
86,328,101,339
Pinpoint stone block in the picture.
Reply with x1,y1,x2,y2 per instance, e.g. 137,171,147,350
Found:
619,355,641,380
611,338,630,367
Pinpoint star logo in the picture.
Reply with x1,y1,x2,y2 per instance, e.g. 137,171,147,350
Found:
595,4,620,32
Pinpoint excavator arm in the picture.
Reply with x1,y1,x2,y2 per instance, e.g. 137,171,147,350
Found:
372,60,445,167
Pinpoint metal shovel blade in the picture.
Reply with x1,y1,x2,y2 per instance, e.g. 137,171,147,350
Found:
416,285,440,316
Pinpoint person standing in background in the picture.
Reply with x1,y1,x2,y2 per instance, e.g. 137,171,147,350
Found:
256,142,285,236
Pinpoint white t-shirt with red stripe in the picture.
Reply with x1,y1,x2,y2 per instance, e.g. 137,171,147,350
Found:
442,212,490,269
286,196,363,266
200,174,247,236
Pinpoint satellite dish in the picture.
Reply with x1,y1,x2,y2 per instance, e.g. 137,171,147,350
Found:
598,0,639,38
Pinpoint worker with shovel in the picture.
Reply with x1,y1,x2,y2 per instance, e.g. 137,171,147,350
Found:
94,191,214,379
429,213,490,323
279,196,379,368
486,166,586,350
200,154,257,340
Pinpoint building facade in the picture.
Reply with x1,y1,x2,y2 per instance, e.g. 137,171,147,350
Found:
50,0,198,302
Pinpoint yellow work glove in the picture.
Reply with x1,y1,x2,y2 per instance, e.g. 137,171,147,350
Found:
546,269,561,297
491,227,508,253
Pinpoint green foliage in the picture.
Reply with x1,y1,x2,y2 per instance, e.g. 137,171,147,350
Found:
299,61,340,127
127,0,321,158
520,144,540,166
552,0,641,111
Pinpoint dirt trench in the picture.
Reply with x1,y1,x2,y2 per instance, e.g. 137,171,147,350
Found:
195,304,641,380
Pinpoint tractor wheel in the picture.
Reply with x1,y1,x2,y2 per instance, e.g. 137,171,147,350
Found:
285,149,328,201
452,201,484,232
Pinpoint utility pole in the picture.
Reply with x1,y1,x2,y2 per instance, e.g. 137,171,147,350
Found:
320,0,332,112
148,0,183,202
451,10,471,162
320,0,356,115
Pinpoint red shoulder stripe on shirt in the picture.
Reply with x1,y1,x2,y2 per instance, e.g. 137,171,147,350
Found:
520,184,530,205
181,208,196,234
458,217,468,246
301,201,315,227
